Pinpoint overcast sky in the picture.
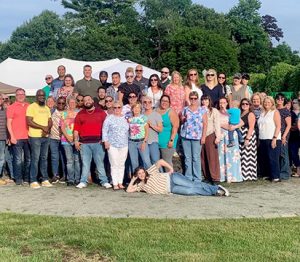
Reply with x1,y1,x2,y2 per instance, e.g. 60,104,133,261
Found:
0,0,299,51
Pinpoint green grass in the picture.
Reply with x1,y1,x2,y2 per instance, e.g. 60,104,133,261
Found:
1,213,300,261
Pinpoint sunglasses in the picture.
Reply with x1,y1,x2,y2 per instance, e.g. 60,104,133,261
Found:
161,100,169,103
241,103,249,106
113,106,121,109
218,76,226,79
57,102,66,105
77,99,83,102
126,75,134,78
276,97,284,100
190,97,198,100
150,78,158,82
105,99,113,103
161,71,169,74
143,101,152,104
129,95,137,98
45,77,52,80
206,74,215,77
135,70,143,72
189,73,197,76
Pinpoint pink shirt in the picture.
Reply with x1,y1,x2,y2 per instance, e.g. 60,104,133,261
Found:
6,102,29,140
165,84,185,115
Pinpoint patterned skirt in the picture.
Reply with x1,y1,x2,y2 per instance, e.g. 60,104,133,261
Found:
239,127,257,180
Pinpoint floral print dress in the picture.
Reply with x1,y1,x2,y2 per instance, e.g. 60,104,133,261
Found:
218,112,242,183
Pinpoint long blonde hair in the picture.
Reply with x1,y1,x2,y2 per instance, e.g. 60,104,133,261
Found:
170,71,183,87
185,68,200,89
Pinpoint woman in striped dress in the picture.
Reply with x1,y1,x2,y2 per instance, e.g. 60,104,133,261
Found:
239,98,257,180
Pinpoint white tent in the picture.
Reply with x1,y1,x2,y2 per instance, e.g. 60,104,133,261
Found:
0,58,160,96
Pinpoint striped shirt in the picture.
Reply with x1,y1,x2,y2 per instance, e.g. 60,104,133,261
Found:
0,108,7,140
137,165,170,194
50,109,63,140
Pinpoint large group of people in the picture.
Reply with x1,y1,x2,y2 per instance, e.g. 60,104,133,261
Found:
0,64,300,198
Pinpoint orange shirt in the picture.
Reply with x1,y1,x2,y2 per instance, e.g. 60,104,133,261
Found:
6,102,29,140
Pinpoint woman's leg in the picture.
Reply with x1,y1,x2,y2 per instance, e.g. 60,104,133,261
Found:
160,148,175,168
182,138,193,180
117,146,128,185
170,172,219,196
191,140,201,181
107,146,118,186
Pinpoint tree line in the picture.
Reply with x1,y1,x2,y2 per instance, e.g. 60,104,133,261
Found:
0,0,299,93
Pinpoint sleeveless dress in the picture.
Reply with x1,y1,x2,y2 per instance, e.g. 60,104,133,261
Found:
239,112,257,180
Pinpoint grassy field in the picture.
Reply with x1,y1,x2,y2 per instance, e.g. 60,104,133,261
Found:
0,213,300,261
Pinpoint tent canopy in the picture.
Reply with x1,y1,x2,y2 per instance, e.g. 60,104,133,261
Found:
0,58,159,96
0,81,19,94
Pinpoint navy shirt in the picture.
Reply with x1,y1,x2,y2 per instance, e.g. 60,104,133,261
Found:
201,84,224,107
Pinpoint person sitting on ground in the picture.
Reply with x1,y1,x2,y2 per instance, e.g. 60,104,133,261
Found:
126,159,229,196
227,100,244,147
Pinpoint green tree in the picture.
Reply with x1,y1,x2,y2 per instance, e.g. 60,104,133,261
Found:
270,43,300,66
249,73,266,92
264,62,295,93
0,11,65,61
285,64,300,94
158,27,239,75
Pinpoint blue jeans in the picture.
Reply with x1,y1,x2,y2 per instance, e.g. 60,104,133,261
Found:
148,142,160,165
128,140,152,173
63,144,80,183
5,145,14,178
49,138,66,177
12,139,31,184
170,172,219,196
80,143,108,185
228,128,243,143
0,140,5,175
259,139,281,180
181,138,202,181
289,140,300,167
29,137,50,183
280,142,291,180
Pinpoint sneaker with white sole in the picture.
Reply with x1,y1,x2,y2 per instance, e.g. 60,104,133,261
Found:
217,185,229,196
30,182,40,189
76,182,87,189
41,180,53,187
102,182,112,189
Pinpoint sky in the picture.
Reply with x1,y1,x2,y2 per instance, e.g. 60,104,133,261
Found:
0,0,299,51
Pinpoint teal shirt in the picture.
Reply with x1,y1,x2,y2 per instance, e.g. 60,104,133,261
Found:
42,85,51,99
158,109,178,149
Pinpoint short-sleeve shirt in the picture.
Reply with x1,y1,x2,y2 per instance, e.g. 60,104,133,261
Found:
128,115,148,140
50,78,64,98
6,102,29,140
145,112,162,144
136,164,170,194
133,76,149,93
201,84,224,107
227,108,241,125
60,110,79,145
180,106,206,140
50,109,63,140
74,78,101,102
164,84,185,115
26,102,51,138
278,108,291,136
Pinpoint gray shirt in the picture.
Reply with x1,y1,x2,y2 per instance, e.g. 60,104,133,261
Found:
146,111,162,144
133,76,148,93
74,78,101,102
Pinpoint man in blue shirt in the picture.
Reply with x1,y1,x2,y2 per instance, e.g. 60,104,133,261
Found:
50,65,66,99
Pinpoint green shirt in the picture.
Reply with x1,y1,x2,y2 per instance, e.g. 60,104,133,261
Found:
74,78,101,101
42,85,51,99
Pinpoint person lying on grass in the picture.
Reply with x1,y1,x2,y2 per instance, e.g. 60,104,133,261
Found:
126,159,229,196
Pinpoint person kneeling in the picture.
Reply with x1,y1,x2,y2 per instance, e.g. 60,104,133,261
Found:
126,159,229,196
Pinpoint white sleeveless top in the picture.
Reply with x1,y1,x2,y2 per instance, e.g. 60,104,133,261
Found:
258,110,281,140
146,87,163,109
191,83,203,100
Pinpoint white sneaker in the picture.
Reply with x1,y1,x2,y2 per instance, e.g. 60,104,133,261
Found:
102,182,112,189
217,185,230,197
76,182,87,189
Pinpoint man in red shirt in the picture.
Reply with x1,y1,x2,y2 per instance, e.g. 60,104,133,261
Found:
6,88,31,185
74,95,111,189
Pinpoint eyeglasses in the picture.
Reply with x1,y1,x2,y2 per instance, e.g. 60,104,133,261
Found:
218,76,226,79
150,79,158,82
129,95,137,98
113,106,121,109
45,77,52,80
143,101,152,104
135,70,143,72
206,74,215,77
126,75,134,78
189,97,198,100
161,71,169,74
241,103,249,106
189,73,197,76
105,99,113,103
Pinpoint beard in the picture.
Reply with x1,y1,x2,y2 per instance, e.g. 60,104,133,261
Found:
84,103,94,110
